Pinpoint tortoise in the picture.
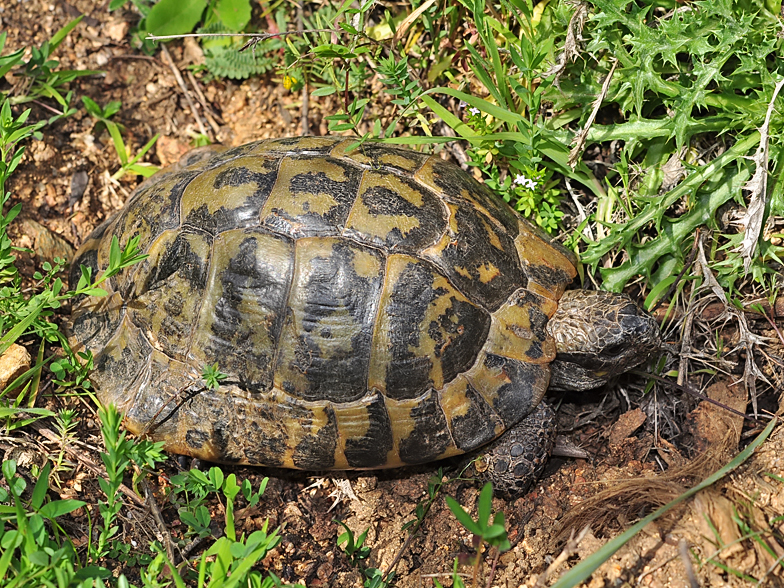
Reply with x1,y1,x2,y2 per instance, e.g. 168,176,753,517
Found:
69,136,660,496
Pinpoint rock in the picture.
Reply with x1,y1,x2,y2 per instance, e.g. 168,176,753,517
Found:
18,218,75,262
608,408,647,446
0,343,31,395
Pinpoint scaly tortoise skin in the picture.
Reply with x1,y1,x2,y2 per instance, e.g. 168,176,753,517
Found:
69,136,660,496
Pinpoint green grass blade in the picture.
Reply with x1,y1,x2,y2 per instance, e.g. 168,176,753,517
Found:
50,15,84,51
429,87,524,125
551,417,778,588
419,95,477,138
0,299,47,356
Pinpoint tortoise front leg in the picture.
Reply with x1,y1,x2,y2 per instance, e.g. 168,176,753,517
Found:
469,403,557,499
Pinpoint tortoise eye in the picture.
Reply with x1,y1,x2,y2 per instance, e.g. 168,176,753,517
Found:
602,343,625,358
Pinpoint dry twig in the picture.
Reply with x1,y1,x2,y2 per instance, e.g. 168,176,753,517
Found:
740,77,784,272
694,233,770,414
568,59,618,168
542,1,589,84
140,475,179,566
159,44,209,139
534,526,590,587
185,70,222,137
34,424,145,507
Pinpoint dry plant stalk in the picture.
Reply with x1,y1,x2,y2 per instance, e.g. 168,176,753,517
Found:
556,431,737,542
694,234,769,414
740,77,784,272
543,1,589,83
534,526,590,587
568,59,618,169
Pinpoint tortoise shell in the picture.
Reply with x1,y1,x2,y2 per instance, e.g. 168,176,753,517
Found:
69,136,577,469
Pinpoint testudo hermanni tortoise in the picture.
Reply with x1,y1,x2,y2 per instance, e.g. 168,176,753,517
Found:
69,136,660,496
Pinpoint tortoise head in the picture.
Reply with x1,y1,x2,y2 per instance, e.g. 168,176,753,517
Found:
547,289,661,392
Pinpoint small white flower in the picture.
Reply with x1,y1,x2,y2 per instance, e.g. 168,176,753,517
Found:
525,178,538,189
458,100,467,109
468,106,480,116
131,540,138,547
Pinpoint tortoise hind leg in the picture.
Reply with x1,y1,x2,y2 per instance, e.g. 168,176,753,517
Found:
470,403,556,499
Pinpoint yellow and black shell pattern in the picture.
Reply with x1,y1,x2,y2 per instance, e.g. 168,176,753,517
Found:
69,136,577,470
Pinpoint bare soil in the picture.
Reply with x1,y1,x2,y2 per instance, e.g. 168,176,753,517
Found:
2,2,784,587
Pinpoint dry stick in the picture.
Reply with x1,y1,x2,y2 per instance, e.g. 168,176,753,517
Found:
757,550,784,587
483,548,501,588
159,44,209,138
344,70,350,118
31,99,67,116
568,58,618,169
110,54,159,62
301,82,310,136
542,1,588,83
636,551,680,585
678,297,695,388
740,77,784,272
757,304,784,346
297,0,309,136
534,526,590,587
147,30,334,45
382,481,445,582
438,123,469,168
382,521,422,582
637,371,770,424
140,475,178,567
679,538,700,588
186,70,222,137
694,233,769,415
393,0,437,42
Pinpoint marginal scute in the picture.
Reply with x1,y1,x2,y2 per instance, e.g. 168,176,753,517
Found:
129,229,213,360
336,391,394,469
385,390,454,466
466,352,550,428
68,213,115,291
292,403,339,469
484,289,557,364
92,317,154,415
70,291,125,354
515,219,577,300
439,376,504,453
102,169,198,292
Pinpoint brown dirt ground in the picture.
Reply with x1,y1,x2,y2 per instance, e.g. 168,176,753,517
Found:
2,2,784,587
